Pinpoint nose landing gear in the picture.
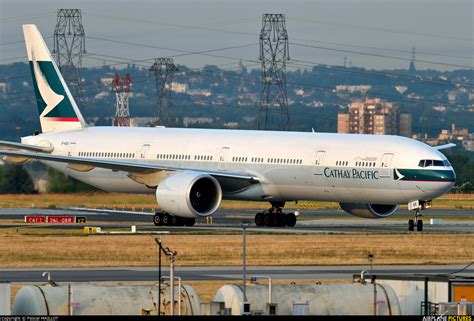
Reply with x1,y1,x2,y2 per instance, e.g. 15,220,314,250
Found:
408,210,423,232
407,200,431,232
254,202,297,227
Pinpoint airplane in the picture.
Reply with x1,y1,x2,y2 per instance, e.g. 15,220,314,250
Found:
0,24,456,231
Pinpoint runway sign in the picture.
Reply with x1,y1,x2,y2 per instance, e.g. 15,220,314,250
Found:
24,216,46,223
75,216,87,223
24,215,85,224
47,216,75,224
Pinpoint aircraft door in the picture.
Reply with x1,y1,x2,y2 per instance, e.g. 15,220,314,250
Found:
67,142,76,156
140,144,150,159
313,151,326,175
218,147,230,171
380,153,394,178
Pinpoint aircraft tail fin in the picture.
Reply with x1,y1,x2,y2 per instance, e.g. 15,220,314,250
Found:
22,24,86,133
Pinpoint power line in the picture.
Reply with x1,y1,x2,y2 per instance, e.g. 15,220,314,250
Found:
291,42,472,69
3,54,470,113
292,17,473,42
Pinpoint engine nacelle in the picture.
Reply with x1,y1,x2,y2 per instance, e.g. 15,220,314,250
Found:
339,203,399,219
156,171,222,218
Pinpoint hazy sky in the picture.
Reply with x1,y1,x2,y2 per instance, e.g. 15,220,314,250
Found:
1,0,472,71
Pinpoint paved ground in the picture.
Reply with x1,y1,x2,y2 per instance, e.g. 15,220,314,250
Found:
0,207,473,233
1,264,473,283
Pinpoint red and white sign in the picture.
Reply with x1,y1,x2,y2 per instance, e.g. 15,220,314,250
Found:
46,216,75,224
24,216,46,223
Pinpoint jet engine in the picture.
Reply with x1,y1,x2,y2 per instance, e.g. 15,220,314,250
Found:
339,203,399,219
156,171,222,218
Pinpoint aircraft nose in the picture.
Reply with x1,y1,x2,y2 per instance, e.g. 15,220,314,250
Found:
429,168,456,195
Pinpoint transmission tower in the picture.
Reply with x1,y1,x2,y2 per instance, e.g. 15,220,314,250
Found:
149,58,179,126
258,13,290,130
53,9,86,100
112,73,132,127
408,46,416,74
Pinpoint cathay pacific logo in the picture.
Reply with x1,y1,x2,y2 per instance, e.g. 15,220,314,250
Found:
31,50,64,118
394,168,405,181
324,167,380,180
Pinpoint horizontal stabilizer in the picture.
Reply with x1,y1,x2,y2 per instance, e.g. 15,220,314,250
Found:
433,143,456,150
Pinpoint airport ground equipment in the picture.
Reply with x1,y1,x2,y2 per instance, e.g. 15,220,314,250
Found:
12,284,201,315
356,273,474,315
0,282,11,315
213,283,401,315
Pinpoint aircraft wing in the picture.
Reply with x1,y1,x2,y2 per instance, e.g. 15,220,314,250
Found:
0,150,260,186
433,143,456,150
0,140,53,153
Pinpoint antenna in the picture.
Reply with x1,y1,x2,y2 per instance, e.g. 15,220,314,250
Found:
112,73,132,127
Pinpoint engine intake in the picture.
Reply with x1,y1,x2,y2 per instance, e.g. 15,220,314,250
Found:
339,203,399,219
156,171,222,218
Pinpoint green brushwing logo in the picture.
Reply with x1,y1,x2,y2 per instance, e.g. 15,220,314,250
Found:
29,60,78,119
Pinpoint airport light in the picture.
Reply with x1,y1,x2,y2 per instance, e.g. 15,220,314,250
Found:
368,252,374,275
241,220,250,303
155,238,178,316
155,238,162,316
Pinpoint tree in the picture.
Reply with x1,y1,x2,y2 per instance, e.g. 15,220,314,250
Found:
2,165,36,194
47,167,96,193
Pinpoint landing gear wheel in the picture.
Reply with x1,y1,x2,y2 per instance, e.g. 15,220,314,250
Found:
263,213,272,226
170,215,179,226
153,213,163,226
184,218,196,227
255,212,265,227
271,215,280,227
408,219,414,231
416,220,423,232
286,213,297,227
162,213,172,226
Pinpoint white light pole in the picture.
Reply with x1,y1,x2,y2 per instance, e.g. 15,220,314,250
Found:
241,220,250,302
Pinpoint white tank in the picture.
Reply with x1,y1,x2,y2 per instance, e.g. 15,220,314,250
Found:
214,283,401,315
12,284,201,315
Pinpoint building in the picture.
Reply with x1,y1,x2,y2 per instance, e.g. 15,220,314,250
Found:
337,98,411,137
165,82,188,94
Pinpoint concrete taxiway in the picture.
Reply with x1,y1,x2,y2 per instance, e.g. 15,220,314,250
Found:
1,265,473,283
0,207,473,233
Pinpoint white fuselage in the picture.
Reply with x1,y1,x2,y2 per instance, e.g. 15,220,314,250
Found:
22,126,455,205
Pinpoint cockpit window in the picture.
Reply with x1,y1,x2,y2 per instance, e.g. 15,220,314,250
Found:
418,159,450,167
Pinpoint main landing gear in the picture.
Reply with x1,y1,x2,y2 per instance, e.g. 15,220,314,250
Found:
254,202,297,228
153,212,195,227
